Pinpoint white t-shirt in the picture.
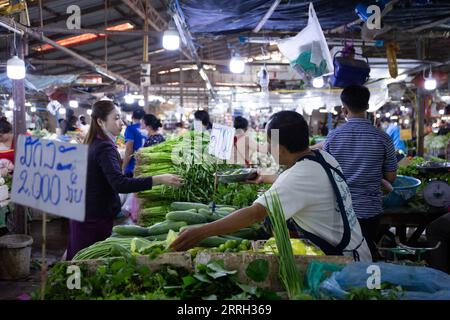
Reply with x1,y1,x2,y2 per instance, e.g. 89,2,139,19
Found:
254,150,372,262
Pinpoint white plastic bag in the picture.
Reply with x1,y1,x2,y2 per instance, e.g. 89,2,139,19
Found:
277,3,333,81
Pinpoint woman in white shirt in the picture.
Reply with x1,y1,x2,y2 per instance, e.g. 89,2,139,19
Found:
171,111,372,262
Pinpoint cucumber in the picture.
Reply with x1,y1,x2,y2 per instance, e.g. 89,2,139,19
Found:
113,225,150,237
166,211,207,225
179,223,206,233
147,220,187,236
229,228,259,240
198,236,229,247
221,235,245,241
170,202,209,211
145,234,168,241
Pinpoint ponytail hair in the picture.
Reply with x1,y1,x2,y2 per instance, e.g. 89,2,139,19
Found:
0,117,12,134
142,114,162,131
84,100,116,145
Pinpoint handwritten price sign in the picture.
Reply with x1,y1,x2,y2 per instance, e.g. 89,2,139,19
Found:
11,135,88,222
208,123,235,160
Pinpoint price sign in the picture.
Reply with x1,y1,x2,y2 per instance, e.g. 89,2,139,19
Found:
11,135,88,222
208,123,235,160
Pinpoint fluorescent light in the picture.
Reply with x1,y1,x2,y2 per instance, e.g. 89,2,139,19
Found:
69,100,79,108
199,68,208,81
439,109,445,115
391,115,399,120
59,108,66,115
424,78,437,91
385,112,391,118
162,28,180,51
229,56,246,74
8,98,14,109
7,55,26,80
138,99,145,107
312,77,324,88
25,102,32,107
30,106,36,113
206,82,212,90
124,94,135,104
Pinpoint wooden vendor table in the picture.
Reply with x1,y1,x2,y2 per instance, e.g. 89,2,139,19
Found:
379,206,448,246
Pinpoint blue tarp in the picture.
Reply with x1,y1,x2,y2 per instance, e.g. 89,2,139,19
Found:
319,262,450,300
0,73,78,92
179,0,361,33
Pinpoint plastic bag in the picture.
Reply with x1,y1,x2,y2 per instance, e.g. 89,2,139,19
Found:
305,261,345,298
277,2,333,81
319,262,450,300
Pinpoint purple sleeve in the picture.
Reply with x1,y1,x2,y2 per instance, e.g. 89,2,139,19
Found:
96,142,153,193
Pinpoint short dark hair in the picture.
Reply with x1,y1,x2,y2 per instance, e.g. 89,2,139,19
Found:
234,116,249,131
0,117,12,134
267,111,309,153
194,110,212,129
132,108,145,120
340,85,370,113
143,114,162,131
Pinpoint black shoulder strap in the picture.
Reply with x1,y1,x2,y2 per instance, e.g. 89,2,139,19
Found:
295,150,351,253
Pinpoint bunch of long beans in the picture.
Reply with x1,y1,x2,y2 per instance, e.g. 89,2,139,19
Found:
264,191,302,299
72,238,133,261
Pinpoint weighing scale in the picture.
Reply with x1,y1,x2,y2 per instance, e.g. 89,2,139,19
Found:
416,162,450,208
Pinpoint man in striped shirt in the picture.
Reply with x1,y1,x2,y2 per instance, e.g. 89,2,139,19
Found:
323,85,397,258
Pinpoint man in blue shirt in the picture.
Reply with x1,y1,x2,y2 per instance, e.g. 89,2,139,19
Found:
122,108,146,177
381,117,407,154
322,85,397,258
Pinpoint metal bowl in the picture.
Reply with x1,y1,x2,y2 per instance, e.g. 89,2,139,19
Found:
416,162,450,174
217,168,258,183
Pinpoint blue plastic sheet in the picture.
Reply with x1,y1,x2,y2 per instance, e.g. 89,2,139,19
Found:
319,262,450,300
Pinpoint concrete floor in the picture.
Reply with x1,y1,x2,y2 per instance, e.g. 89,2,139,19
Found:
0,218,68,300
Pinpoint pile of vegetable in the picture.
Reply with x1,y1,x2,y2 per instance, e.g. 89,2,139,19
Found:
37,257,280,300
115,201,265,246
398,156,450,191
424,133,450,154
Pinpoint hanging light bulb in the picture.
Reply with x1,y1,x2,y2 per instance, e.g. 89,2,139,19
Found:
312,76,324,88
138,99,145,107
162,27,180,51
439,109,445,115
229,55,246,74
69,100,79,108
30,106,36,113
7,55,26,80
385,112,391,118
87,109,92,116
124,94,134,104
424,67,437,91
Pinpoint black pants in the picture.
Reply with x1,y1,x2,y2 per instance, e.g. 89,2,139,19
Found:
124,172,134,178
426,213,450,274
358,216,380,259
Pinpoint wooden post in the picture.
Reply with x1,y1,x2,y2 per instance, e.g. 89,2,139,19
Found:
417,88,425,157
40,213,47,300
12,36,27,235
143,0,150,113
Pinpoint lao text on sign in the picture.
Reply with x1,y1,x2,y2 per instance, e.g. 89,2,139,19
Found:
208,124,235,160
11,135,88,222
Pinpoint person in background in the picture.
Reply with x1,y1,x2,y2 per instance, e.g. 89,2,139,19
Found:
78,115,90,136
322,85,397,259
381,117,407,154
0,118,15,164
122,108,146,177
171,111,371,262
175,122,188,136
32,114,44,131
66,100,182,260
141,114,165,148
319,121,329,136
426,213,450,274
231,116,267,166
67,116,78,132
58,118,68,135
194,110,212,131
